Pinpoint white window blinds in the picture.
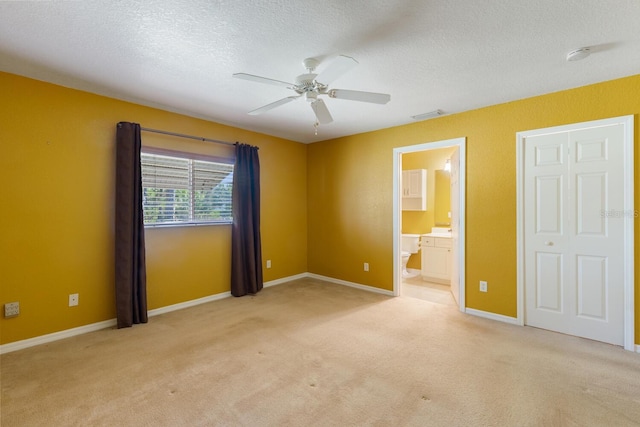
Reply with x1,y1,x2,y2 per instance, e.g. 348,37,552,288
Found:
141,151,233,226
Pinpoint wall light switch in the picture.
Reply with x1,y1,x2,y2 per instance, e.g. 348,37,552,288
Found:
479,281,488,292
266,260,271,269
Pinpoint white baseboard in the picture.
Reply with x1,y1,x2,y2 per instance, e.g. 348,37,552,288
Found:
465,307,519,325
466,310,640,352
148,273,308,318
0,292,234,355
0,318,117,355
264,273,307,288
4,275,572,355
306,273,395,296
0,273,311,355
147,292,231,317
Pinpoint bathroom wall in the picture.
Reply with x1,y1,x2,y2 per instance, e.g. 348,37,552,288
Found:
434,170,451,225
402,147,457,269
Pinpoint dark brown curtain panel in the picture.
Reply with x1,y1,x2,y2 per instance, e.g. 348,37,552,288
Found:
115,122,148,328
231,143,263,297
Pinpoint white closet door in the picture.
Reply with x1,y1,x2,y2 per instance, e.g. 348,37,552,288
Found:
524,123,625,345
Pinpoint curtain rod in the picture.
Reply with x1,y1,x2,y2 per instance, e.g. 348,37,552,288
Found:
141,126,236,147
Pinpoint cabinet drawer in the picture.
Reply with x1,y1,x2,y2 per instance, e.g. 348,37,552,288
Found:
421,237,434,247
435,237,452,248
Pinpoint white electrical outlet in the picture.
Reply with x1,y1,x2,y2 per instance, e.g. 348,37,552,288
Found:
479,281,488,292
364,262,369,272
266,260,271,269
4,302,19,317
69,293,79,307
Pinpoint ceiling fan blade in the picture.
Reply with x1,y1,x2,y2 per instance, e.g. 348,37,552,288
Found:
248,96,299,115
315,55,358,84
233,73,293,89
328,89,390,104
311,99,333,124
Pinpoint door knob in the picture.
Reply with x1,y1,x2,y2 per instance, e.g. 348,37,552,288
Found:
544,241,554,246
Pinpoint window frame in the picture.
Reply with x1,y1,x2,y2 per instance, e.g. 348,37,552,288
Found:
140,146,234,228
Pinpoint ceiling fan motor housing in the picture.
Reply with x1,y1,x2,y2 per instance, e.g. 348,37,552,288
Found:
296,73,317,91
295,73,328,98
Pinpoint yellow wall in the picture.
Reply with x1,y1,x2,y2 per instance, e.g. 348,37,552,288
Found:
2,71,639,346
434,170,451,226
307,74,640,343
0,72,308,344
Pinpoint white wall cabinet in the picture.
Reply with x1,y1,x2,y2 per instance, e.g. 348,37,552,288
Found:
421,236,452,283
402,169,427,211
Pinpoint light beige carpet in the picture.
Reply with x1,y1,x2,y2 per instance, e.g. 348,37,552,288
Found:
401,276,455,306
2,278,640,426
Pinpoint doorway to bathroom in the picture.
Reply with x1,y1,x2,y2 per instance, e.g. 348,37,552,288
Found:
392,137,466,312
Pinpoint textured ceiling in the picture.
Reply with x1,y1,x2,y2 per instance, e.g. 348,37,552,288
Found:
1,1,639,143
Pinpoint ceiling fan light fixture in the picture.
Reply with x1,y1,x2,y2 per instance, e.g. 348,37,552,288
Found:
305,91,318,102
566,47,591,61
411,109,444,121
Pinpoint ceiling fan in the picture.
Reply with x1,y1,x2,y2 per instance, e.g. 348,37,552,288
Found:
233,55,390,126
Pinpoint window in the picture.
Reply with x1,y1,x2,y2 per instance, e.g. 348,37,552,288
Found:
141,149,233,226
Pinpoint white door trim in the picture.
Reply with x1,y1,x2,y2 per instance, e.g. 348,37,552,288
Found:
516,115,635,351
393,137,467,312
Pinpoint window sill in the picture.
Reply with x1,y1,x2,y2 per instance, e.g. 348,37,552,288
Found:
144,221,232,229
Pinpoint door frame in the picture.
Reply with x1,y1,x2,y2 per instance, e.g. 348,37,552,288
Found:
516,115,635,351
392,137,467,313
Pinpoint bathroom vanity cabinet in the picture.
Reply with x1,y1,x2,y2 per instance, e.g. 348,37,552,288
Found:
420,235,452,284
402,169,427,211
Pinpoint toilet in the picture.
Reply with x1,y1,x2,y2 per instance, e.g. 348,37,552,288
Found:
401,234,421,278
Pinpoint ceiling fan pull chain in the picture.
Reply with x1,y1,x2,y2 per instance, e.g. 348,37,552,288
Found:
314,120,319,136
